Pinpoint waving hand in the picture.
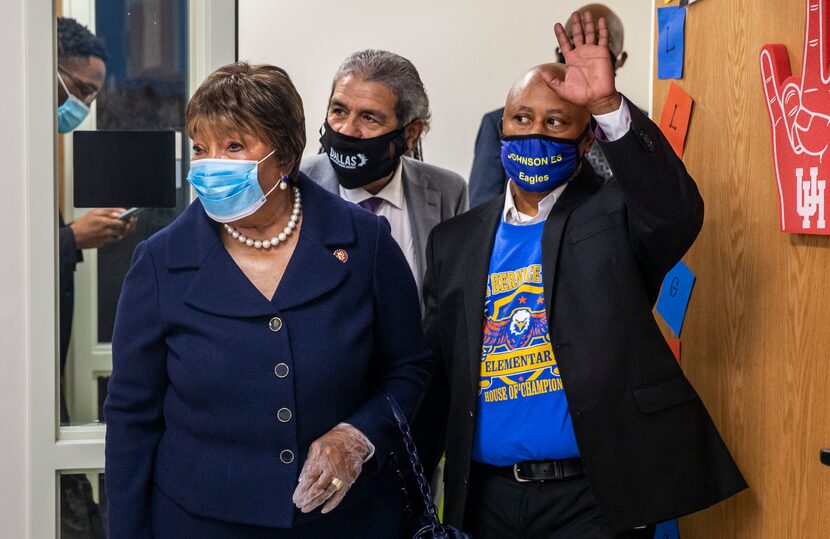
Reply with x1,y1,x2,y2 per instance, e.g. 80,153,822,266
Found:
543,11,621,115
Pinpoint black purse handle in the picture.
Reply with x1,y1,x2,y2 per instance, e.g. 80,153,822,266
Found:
384,393,446,537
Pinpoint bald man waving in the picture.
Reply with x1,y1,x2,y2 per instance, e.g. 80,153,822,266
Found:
415,11,746,538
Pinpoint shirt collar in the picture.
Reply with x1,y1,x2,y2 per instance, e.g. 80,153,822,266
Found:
502,180,569,225
339,160,405,210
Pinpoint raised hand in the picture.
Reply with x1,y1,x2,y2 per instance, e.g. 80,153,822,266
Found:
545,11,621,115
760,0,830,233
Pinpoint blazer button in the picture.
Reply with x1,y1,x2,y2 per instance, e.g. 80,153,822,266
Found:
469,410,474,417
269,317,283,332
640,131,655,152
280,449,294,464
274,363,290,378
277,407,292,423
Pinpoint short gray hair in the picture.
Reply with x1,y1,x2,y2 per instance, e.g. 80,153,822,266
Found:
332,49,431,135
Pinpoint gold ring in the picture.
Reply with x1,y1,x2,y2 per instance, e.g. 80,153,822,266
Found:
330,477,344,491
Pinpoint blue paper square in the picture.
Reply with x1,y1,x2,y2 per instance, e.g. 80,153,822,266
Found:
658,7,686,79
656,260,695,337
654,519,680,539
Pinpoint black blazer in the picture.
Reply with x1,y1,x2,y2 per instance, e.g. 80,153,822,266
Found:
58,213,82,373
417,100,747,530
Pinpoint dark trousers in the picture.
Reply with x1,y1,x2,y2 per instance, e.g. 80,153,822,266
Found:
60,474,105,539
150,482,405,539
464,464,656,539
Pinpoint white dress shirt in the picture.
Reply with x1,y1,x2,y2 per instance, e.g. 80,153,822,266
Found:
339,161,420,287
502,99,633,225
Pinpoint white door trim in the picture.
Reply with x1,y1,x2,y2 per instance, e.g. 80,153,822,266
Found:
26,1,236,536
27,0,61,534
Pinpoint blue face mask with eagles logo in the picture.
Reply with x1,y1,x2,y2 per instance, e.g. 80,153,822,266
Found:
500,128,588,193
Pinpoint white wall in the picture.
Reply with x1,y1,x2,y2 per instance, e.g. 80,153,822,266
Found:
238,0,652,179
0,0,31,535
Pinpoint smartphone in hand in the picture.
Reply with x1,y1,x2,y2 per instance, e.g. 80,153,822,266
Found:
117,207,142,221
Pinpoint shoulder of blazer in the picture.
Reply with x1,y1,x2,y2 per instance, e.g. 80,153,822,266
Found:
299,153,340,194
402,157,467,201
484,107,504,127
403,157,465,188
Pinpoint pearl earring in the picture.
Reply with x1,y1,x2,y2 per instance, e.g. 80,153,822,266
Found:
279,175,289,190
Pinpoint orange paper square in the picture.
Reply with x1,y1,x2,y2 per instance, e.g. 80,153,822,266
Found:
666,338,682,366
659,82,693,158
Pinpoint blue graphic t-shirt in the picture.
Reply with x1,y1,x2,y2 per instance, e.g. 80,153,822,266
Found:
472,220,580,466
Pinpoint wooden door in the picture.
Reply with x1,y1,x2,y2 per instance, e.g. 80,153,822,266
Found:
651,0,830,536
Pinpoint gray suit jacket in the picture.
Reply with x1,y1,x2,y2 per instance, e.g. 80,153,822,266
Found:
300,154,468,284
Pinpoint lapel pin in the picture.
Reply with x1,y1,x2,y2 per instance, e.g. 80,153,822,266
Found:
333,249,348,263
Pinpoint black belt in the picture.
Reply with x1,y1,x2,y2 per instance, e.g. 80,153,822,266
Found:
475,458,584,483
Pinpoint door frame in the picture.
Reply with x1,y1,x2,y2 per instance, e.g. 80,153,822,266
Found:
26,1,236,536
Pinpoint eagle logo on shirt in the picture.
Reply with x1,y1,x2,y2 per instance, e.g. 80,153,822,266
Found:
479,282,560,395
483,308,549,351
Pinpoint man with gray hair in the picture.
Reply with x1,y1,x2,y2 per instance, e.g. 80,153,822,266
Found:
301,49,467,292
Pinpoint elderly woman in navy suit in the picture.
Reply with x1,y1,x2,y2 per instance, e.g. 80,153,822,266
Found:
104,62,430,538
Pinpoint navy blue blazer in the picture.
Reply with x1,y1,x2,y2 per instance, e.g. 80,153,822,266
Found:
469,108,507,208
104,174,431,536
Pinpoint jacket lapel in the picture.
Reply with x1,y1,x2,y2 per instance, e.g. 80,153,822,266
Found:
176,175,355,317
464,198,503,397
272,175,356,312
541,166,599,321
183,242,278,317
402,158,441,276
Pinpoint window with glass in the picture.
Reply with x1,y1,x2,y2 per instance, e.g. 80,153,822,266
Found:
60,0,189,431
56,1,196,536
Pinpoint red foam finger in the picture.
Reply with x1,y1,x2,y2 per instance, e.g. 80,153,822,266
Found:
760,1,830,235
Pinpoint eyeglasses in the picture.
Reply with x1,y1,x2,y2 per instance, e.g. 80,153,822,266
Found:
57,65,100,106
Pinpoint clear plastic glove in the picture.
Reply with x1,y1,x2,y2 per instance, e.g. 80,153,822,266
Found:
291,424,371,514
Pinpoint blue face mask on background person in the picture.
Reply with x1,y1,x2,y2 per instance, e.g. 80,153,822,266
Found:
187,149,278,223
57,72,90,134
500,128,588,193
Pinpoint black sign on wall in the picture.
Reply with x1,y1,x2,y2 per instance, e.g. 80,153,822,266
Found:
73,130,176,208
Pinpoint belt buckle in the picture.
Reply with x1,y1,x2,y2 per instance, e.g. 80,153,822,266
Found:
552,460,564,480
512,463,532,483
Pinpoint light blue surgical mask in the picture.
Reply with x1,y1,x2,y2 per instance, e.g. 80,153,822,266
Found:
187,149,278,223
57,72,90,133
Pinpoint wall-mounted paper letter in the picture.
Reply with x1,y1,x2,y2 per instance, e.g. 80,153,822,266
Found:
658,7,686,79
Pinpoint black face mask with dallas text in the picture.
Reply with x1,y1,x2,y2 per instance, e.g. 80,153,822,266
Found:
320,121,407,189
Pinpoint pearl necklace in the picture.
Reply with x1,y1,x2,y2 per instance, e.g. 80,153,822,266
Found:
223,186,301,249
